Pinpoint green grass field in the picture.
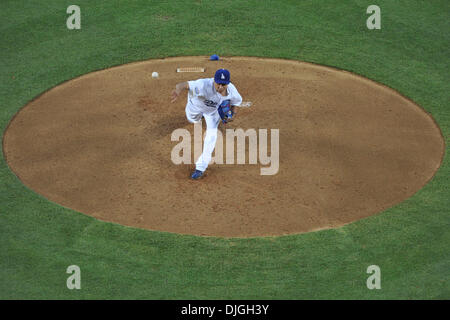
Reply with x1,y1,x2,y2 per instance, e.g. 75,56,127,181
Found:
1,0,449,299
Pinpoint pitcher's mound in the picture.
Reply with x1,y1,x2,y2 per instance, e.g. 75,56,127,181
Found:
3,57,444,237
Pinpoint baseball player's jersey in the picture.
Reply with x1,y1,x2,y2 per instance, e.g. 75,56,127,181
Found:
187,78,242,114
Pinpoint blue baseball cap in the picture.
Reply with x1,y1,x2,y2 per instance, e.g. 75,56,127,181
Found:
214,69,230,85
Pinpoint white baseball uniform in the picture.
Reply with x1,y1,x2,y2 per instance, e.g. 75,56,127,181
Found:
185,78,242,172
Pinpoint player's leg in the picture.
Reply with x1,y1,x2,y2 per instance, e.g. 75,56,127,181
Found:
185,102,202,123
194,111,221,174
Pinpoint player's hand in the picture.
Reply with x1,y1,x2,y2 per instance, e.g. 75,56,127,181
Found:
171,89,179,103
171,82,189,103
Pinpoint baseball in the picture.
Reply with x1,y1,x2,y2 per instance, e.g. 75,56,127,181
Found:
152,71,159,78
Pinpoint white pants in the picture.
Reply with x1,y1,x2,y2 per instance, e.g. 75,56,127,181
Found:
185,102,220,172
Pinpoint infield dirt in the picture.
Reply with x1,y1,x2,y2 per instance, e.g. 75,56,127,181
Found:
3,57,445,237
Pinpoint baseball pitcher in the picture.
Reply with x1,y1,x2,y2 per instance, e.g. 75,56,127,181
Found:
171,69,243,179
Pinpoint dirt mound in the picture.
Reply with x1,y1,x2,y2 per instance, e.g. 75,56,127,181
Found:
3,57,444,237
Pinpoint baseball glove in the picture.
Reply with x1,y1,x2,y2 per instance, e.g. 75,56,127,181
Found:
217,99,235,124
